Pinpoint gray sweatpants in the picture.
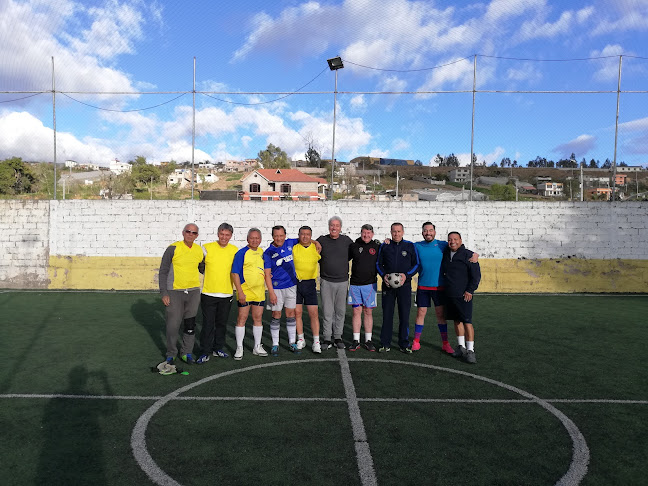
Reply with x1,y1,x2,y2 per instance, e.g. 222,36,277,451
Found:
165,288,201,358
320,279,348,341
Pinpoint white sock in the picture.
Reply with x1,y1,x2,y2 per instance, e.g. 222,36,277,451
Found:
457,336,466,347
270,318,280,346
287,317,297,344
353,332,360,341
235,326,245,347
313,335,320,344
297,333,305,342
466,341,474,351
365,332,372,342
253,325,263,346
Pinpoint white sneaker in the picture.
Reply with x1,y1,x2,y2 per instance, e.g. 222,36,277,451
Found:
253,344,268,357
296,338,306,350
312,342,321,354
234,346,244,360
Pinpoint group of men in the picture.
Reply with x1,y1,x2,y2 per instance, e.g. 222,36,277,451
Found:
158,217,481,367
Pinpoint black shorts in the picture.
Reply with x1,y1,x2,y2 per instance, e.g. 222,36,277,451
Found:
237,300,265,308
444,296,473,324
416,288,446,308
296,279,318,306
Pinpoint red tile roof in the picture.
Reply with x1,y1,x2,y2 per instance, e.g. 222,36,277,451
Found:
244,169,322,183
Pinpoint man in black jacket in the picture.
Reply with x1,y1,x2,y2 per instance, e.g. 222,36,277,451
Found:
348,224,380,351
376,222,419,353
441,232,481,364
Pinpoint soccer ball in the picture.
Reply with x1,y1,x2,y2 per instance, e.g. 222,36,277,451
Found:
386,273,404,288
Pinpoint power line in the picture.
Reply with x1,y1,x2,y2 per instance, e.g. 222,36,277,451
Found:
0,92,43,103
342,56,472,72
59,92,187,112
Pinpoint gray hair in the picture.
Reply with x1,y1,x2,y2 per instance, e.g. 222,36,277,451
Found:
328,215,342,226
247,227,261,238
184,223,199,232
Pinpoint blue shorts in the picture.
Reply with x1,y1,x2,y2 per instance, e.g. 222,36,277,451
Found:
444,296,473,324
416,288,446,308
296,279,318,306
348,283,377,308
237,300,265,308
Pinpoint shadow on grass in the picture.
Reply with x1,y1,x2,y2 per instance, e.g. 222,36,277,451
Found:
131,297,167,356
36,366,116,484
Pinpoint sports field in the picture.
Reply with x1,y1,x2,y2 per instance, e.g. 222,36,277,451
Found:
1,291,646,486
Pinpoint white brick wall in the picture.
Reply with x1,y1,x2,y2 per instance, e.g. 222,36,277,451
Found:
1,200,647,289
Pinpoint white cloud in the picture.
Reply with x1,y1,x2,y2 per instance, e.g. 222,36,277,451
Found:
392,138,410,151
590,44,625,82
552,134,597,157
591,1,648,35
517,7,594,41
456,146,505,166
349,94,366,109
506,62,542,83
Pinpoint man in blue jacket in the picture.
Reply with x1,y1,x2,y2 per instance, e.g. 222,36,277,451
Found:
376,222,419,353
441,231,481,364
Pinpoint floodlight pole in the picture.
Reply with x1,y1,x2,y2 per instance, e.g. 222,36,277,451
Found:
611,55,622,203
52,56,57,200
470,55,476,202
331,68,338,199
191,57,196,200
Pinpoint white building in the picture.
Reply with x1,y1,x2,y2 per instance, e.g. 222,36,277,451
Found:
449,167,471,183
537,182,564,197
109,159,131,175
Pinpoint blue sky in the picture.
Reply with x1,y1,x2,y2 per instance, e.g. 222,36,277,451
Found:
0,0,647,167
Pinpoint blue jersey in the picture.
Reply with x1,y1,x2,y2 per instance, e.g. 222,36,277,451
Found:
263,238,298,290
415,239,448,288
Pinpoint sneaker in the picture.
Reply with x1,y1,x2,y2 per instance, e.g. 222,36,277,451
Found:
289,343,301,354
452,345,467,359
234,346,244,360
441,342,454,355
196,354,210,364
411,340,421,351
271,345,279,357
253,344,268,357
296,338,306,350
165,356,175,364
399,347,413,354
378,346,391,353
322,340,333,350
213,349,229,358
180,353,194,364
348,340,361,351
363,341,376,352
334,338,346,349
465,350,477,364
312,342,322,354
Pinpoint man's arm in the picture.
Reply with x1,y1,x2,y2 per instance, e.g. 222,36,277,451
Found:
159,246,175,306
264,268,277,305
406,242,420,278
465,254,481,296
232,272,246,304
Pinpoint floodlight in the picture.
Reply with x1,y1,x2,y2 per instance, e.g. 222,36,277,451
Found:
327,57,344,71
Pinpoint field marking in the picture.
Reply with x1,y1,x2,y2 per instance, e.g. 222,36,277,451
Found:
338,349,377,486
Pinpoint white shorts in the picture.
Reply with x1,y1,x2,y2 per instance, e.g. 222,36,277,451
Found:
268,285,297,311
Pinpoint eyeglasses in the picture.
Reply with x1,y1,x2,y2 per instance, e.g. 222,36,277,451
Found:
184,230,198,235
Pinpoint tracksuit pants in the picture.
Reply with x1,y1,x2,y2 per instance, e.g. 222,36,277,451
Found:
199,294,233,355
380,285,411,349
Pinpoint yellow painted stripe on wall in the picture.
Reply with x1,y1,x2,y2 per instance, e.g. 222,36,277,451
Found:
47,256,648,293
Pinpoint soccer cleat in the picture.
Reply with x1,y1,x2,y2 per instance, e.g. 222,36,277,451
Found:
334,338,346,349
253,344,268,357
271,345,279,357
290,343,301,354
196,354,210,364
296,338,306,350
363,340,376,352
378,346,391,353
312,342,322,354
452,345,467,359
465,350,477,364
411,340,421,351
213,349,229,358
234,346,244,360
180,353,194,364
399,347,413,354
441,342,454,355
322,340,333,350
348,340,361,351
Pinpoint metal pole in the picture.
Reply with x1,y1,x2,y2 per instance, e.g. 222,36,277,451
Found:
580,164,584,202
331,69,338,199
396,170,399,199
52,57,57,200
470,55,476,201
611,55,622,202
191,57,196,200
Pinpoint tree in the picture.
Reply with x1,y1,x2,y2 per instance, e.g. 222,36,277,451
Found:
500,157,511,168
257,143,290,169
588,159,599,168
0,157,35,194
130,156,161,185
490,183,516,201
602,159,612,169
433,154,444,166
443,153,459,167
305,146,321,167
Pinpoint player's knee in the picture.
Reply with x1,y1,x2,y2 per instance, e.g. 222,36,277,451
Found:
183,317,196,335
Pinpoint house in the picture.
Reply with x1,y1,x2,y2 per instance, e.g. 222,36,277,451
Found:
240,169,327,201
167,170,218,188
615,174,628,186
64,160,77,168
614,166,643,173
225,159,256,172
448,167,471,183
537,182,563,197
109,159,131,175
587,188,612,200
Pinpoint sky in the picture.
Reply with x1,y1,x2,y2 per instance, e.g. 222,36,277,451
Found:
0,0,647,167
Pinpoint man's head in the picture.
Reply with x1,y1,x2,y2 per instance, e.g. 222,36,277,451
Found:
271,225,287,247
390,222,404,243
247,228,262,250
422,221,436,242
360,223,374,243
183,223,199,246
217,222,233,247
298,226,312,246
448,231,462,251
328,216,342,239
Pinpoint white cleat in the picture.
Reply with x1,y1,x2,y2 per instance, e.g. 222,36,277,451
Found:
296,338,306,350
253,344,268,357
312,342,322,354
234,346,244,360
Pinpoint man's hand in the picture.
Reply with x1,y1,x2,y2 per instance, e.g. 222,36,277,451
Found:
162,295,170,306
268,290,278,306
463,291,473,302
384,238,391,245
314,241,322,253
469,252,479,263
238,292,247,305
400,273,406,283
383,274,391,287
